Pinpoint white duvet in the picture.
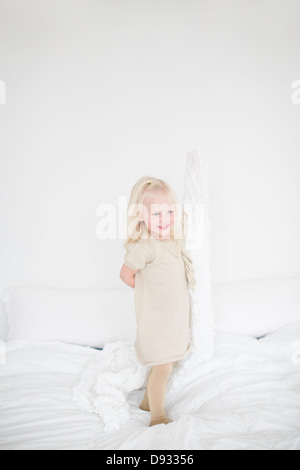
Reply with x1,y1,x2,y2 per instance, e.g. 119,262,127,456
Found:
1,323,300,450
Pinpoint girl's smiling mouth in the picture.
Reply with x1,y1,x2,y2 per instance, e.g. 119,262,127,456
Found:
158,224,170,230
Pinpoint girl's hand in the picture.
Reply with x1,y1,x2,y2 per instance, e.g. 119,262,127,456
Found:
120,264,138,289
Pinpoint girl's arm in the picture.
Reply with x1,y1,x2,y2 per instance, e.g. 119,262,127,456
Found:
120,264,139,289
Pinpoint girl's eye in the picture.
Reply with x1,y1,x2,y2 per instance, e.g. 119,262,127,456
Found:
152,211,173,216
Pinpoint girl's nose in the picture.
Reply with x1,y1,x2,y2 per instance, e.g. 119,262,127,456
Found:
160,217,170,226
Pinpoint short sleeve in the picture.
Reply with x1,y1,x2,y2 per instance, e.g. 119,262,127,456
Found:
124,242,150,271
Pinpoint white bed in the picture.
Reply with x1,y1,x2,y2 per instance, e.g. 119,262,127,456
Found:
0,277,300,450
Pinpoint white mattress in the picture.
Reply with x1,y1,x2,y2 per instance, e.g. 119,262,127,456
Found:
1,323,300,450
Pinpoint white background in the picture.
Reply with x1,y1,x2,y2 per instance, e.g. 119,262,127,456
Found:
0,0,299,289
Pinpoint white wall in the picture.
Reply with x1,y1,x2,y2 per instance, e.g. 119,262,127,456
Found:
0,0,299,289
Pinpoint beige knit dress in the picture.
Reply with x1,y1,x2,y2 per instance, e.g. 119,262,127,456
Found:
124,237,196,367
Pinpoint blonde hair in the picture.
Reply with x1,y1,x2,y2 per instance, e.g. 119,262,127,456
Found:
123,176,187,248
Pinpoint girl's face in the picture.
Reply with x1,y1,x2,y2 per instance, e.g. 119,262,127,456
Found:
141,190,175,240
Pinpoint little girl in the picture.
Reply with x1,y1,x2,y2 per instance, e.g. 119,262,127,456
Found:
120,176,195,427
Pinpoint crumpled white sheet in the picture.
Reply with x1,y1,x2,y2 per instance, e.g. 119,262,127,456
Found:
1,326,299,449
73,150,215,433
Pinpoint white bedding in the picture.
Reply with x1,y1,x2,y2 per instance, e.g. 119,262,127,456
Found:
1,323,300,450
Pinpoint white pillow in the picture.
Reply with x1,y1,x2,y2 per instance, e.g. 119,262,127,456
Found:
1,286,136,348
212,275,300,337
